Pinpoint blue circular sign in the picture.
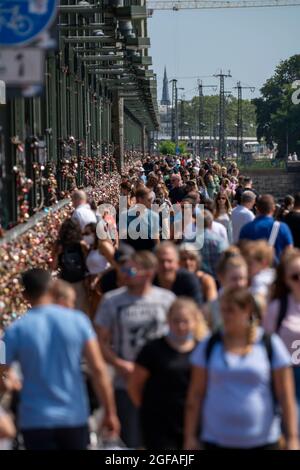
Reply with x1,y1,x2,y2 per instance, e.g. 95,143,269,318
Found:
0,0,57,46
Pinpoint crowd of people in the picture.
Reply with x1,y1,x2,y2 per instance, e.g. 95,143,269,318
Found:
1,153,300,451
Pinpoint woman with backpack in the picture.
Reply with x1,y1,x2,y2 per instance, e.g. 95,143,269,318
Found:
51,218,89,314
184,287,298,450
264,248,300,437
128,298,208,450
83,222,115,319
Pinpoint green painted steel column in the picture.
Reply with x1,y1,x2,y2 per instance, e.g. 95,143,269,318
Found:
112,91,124,172
45,53,58,164
10,98,26,224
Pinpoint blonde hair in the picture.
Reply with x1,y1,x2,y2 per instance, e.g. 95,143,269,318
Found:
221,288,258,355
217,249,246,277
241,240,274,267
168,297,208,341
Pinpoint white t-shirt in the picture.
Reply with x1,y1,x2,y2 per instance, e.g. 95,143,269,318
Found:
86,249,110,275
72,204,97,231
211,221,229,245
232,205,255,243
215,213,233,244
250,268,275,299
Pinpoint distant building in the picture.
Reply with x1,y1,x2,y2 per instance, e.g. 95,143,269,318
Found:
159,67,171,139
159,67,171,138
161,66,170,106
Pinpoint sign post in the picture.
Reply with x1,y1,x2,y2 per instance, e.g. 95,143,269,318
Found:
0,1,58,90
0,0,58,47
0,48,44,86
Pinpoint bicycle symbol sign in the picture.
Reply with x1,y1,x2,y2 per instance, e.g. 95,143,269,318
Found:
0,0,57,46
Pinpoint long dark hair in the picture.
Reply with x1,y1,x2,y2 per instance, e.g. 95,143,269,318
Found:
276,195,295,221
197,175,207,189
58,218,83,245
84,222,98,250
272,248,300,299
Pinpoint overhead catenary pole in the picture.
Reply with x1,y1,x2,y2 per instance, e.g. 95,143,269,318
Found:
233,81,255,157
180,96,185,139
214,70,232,161
197,80,217,158
170,79,181,149
170,79,177,143
198,80,204,158
175,84,178,148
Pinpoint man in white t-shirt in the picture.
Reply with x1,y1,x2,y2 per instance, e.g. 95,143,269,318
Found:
232,190,256,243
71,190,97,231
204,199,229,245
211,220,229,244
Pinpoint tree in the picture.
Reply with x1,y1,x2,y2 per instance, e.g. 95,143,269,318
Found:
178,95,256,139
159,140,176,155
159,140,187,155
253,55,300,158
178,141,187,155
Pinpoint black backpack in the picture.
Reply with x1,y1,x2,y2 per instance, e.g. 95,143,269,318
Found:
205,331,273,366
60,244,87,283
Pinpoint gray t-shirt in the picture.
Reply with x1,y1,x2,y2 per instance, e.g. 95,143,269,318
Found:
95,286,176,389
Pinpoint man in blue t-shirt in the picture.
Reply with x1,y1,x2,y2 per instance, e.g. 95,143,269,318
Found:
0,269,119,450
239,194,293,261
121,187,160,252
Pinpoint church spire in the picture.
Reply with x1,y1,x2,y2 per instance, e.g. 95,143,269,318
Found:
161,66,170,106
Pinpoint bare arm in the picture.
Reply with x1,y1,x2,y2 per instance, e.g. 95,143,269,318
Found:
96,326,134,380
0,367,21,393
99,240,115,266
127,364,150,407
202,304,213,331
199,273,218,302
83,338,120,435
0,412,16,439
273,367,299,450
80,240,89,257
184,366,207,450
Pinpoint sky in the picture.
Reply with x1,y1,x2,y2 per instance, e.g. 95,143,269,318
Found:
148,4,300,102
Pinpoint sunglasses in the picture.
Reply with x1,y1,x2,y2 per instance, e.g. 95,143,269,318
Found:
289,273,300,282
120,266,138,277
